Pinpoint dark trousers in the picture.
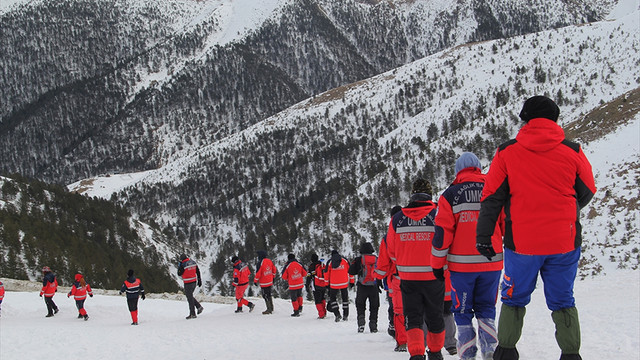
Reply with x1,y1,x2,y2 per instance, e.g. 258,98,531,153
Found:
355,283,380,330
313,286,326,304
127,297,139,312
261,286,273,302
328,287,349,318
184,282,201,315
401,279,445,333
44,296,58,315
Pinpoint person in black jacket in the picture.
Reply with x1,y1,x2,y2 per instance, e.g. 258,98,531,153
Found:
349,242,381,333
119,269,145,325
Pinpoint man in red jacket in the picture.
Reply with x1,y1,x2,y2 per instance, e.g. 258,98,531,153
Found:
40,266,59,317
232,256,255,313
254,250,277,315
281,253,308,317
306,253,328,319
476,96,596,360
178,254,204,319
431,152,504,360
386,179,445,360
325,249,353,322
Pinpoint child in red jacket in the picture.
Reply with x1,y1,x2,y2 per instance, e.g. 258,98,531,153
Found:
68,273,93,320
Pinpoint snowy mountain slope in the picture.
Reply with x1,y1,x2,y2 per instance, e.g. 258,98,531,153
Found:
67,7,640,288
0,270,638,359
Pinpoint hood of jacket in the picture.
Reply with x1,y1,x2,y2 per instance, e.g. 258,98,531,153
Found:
515,118,565,152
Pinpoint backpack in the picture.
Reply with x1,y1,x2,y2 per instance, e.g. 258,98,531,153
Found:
359,254,377,286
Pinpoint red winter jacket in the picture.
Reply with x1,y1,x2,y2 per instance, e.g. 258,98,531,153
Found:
68,274,93,300
386,196,438,281
477,118,596,255
325,257,353,289
374,236,396,280
179,258,200,284
254,258,277,288
310,261,328,288
40,272,58,297
233,260,250,286
281,260,308,290
432,168,504,272
0,281,4,301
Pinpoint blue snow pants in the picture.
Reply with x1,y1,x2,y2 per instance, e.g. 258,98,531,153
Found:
501,247,580,311
450,270,501,325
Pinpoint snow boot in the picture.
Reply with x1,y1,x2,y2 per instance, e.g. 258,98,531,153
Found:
291,310,300,317
552,307,581,356
186,314,197,319
83,315,89,321
493,345,519,360
358,325,365,333
335,313,342,322
131,322,138,325
197,306,204,315
248,302,255,312
394,343,407,352
409,356,425,360
54,307,59,314
77,314,83,319
427,350,444,360
45,313,54,317
234,307,243,313
559,355,582,360
445,346,457,355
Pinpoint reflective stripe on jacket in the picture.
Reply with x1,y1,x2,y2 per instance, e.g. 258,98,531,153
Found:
69,283,93,300
255,258,277,287
282,260,308,290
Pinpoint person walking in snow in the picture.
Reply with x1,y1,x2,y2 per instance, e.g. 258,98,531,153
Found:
325,249,353,322
231,256,255,313
40,266,59,317
306,253,328,319
431,152,505,360
349,242,381,333
0,280,5,316
385,178,445,360
476,96,596,360
254,250,277,314
178,254,204,319
119,269,145,325
281,253,308,317
68,273,93,321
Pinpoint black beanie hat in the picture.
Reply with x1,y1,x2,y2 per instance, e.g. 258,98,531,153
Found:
390,205,402,217
331,249,339,256
287,253,296,261
180,254,188,261
127,269,134,277
411,178,433,195
311,253,318,262
359,242,374,254
519,96,560,122
231,256,239,263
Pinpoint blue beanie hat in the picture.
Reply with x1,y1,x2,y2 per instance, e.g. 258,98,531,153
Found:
455,152,481,174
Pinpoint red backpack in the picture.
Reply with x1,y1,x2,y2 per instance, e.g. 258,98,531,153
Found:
359,254,377,286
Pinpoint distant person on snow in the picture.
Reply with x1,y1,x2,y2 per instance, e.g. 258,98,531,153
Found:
431,152,505,360
325,249,353,322
476,96,596,360
306,253,328,319
178,254,204,319
68,273,93,321
254,250,277,314
231,256,255,313
0,280,5,316
349,242,381,333
119,269,145,325
40,266,59,317
281,253,308,317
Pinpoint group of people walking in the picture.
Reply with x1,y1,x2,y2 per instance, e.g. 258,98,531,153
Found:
28,96,594,360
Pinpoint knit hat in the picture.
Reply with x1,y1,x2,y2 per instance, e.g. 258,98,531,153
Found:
127,269,134,277
180,254,188,261
42,266,51,273
287,253,296,261
310,253,319,262
519,95,560,122
359,242,374,254
331,250,339,256
75,273,83,282
411,178,432,195
455,152,482,174
390,205,402,217
231,256,239,263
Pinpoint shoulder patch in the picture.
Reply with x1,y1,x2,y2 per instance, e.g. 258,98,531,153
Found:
561,139,580,153
498,139,517,151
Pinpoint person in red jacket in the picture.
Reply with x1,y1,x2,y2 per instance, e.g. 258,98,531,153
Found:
349,242,380,333
40,266,59,317
68,273,93,321
231,256,255,313
254,250,277,315
281,253,308,317
476,96,596,360
386,178,445,360
325,249,353,322
0,280,5,317
119,269,145,325
431,152,505,360
306,253,328,319
178,254,204,319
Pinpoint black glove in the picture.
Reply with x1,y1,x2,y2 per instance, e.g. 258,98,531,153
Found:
476,243,497,261
197,280,202,287
119,291,123,296
40,293,43,297
432,268,445,282
89,294,93,297
141,293,146,300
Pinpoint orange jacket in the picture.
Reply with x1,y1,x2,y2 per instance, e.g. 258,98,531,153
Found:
325,257,353,289
40,272,58,297
254,258,277,288
281,260,308,290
